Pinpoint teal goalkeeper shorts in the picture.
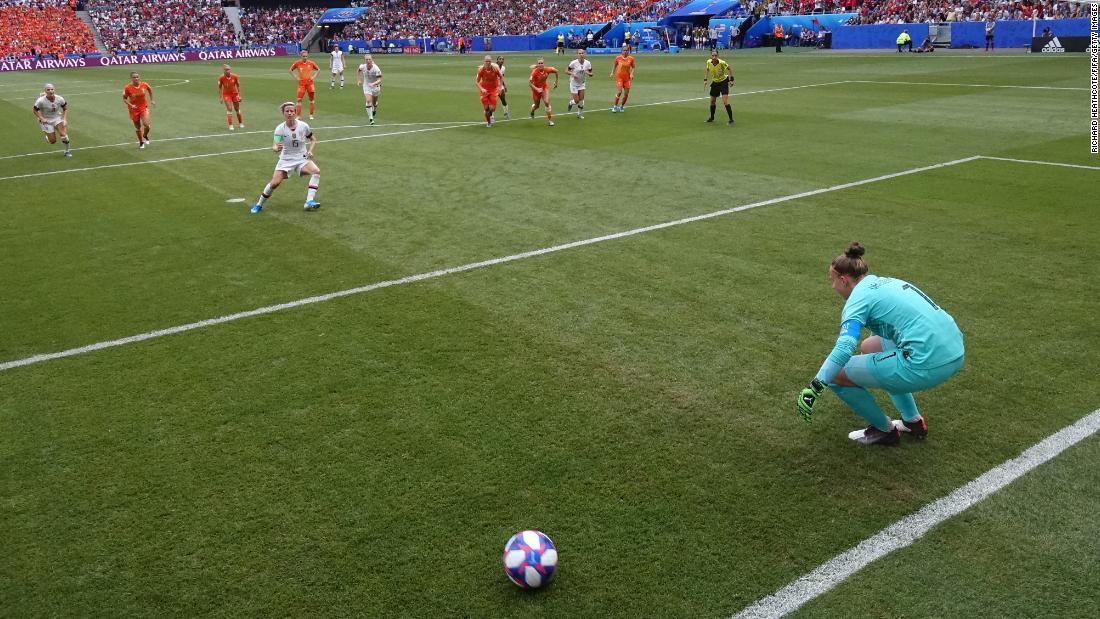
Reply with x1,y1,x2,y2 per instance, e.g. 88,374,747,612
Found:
842,339,964,394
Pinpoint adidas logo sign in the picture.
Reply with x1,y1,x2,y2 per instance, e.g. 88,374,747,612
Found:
1040,37,1065,53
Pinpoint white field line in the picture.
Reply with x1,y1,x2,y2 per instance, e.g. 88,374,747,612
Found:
0,79,193,100
847,79,1087,91
0,121,482,161
977,156,1100,171
0,154,980,372
0,81,849,180
732,407,1100,619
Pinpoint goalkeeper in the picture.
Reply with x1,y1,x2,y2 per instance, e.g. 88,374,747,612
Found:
796,242,965,445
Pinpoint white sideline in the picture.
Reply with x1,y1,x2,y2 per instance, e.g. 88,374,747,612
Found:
732,407,1100,619
0,155,980,372
0,82,849,176
848,79,1088,91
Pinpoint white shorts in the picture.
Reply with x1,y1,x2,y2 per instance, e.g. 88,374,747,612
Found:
569,81,586,95
363,86,381,97
39,118,64,133
275,158,311,176
331,66,343,74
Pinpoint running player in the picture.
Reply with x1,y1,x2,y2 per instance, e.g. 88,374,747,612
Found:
218,64,244,130
566,49,593,119
251,102,321,214
702,50,734,125
796,242,965,445
122,71,154,148
33,83,71,157
290,50,319,119
528,57,558,126
495,55,509,119
475,55,502,127
356,54,382,125
610,44,634,113
329,43,345,89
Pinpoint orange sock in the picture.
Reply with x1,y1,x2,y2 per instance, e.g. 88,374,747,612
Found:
227,113,233,127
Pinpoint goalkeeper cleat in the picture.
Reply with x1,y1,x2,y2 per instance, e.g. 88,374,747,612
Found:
901,416,928,439
851,425,901,446
303,200,321,211
250,203,263,214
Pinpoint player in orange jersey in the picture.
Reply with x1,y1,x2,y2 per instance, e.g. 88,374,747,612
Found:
475,55,502,128
527,57,558,126
610,44,635,113
218,64,244,130
289,50,320,119
122,71,155,149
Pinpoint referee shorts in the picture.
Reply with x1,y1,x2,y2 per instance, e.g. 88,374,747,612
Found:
709,79,730,97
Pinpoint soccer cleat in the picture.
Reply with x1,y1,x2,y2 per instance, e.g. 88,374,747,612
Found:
850,425,902,446
578,114,584,119
228,125,235,131
611,106,618,113
548,121,555,126
250,203,263,214
619,107,625,113
369,119,376,126
529,110,535,119
309,115,315,120
238,124,244,129
705,118,714,123
503,112,509,119
63,151,72,157
486,122,492,128
138,141,146,149
303,200,321,211
567,101,574,111
728,119,735,126
901,416,928,439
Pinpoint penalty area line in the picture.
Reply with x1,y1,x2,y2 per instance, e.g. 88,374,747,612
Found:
732,406,1100,619
0,155,979,373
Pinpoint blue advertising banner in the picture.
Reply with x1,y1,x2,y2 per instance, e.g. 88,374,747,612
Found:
317,7,369,25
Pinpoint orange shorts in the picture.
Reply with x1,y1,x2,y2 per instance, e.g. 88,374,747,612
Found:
296,82,315,99
222,93,241,104
480,91,498,107
128,105,148,122
616,78,632,90
530,87,549,102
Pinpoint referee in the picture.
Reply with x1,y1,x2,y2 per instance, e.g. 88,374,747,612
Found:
703,49,734,125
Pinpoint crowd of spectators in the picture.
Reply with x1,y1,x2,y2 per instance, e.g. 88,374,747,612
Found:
337,0,673,41
239,5,322,47
87,0,235,52
0,0,97,58
745,0,1090,23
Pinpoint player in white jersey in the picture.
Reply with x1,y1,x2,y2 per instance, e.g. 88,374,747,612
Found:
329,44,345,89
33,84,71,157
495,55,509,119
356,54,383,125
251,102,321,213
566,49,593,119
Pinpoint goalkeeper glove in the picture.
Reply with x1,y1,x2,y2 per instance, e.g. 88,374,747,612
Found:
796,378,826,423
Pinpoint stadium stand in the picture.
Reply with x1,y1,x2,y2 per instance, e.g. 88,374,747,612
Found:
239,5,322,47
86,0,235,52
0,0,97,58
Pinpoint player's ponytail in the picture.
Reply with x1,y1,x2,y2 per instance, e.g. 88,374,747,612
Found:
832,242,868,278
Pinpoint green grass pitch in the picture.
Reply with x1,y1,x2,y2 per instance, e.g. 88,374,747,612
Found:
2,48,1099,617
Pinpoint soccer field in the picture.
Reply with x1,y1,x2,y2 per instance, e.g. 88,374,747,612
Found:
2,48,1099,617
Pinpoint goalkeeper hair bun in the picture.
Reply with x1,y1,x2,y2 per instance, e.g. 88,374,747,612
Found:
832,242,869,278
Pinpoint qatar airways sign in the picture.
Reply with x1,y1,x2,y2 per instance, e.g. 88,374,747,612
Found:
0,47,287,73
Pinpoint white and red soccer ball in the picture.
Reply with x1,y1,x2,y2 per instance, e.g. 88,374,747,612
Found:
502,530,558,589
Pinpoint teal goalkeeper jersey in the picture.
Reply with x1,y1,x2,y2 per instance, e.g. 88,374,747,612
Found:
841,274,964,367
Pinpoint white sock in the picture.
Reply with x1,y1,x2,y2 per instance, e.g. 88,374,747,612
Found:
367,105,374,121
306,174,320,202
258,183,274,204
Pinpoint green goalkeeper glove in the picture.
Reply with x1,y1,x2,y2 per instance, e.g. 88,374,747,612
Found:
796,378,827,423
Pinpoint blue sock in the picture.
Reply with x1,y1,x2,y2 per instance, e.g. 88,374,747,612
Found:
829,385,893,432
890,393,921,422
